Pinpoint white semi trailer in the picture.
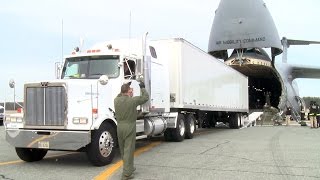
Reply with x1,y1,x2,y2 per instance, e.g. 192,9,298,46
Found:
5,37,248,166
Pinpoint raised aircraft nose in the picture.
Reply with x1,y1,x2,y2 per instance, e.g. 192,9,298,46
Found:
208,0,282,60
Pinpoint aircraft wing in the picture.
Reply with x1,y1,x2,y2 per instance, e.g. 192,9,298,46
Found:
286,39,320,46
291,64,320,79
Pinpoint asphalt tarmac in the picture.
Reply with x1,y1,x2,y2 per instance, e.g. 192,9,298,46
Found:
109,125,320,180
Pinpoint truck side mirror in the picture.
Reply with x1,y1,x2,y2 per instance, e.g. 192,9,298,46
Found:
55,62,62,79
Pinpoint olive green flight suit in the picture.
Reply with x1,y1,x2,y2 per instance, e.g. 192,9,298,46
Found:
114,88,149,177
309,104,318,128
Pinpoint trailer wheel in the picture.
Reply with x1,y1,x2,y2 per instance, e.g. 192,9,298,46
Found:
15,148,48,162
171,114,185,142
241,114,246,127
185,114,196,139
209,114,216,128
237,114,242,128
87,122,116,166
230,113,241,129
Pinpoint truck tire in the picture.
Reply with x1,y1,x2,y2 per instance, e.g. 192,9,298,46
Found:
237,113,242,128
185,114,196,139
230,113,241,129
171,114,186,142
209,113,216,128
164,128,173,141
15,148,48,162
87,122,116,166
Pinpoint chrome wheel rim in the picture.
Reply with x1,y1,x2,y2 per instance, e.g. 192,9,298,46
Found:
99,131,114,157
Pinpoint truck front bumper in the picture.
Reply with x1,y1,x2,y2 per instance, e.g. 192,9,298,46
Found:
6,129,91,151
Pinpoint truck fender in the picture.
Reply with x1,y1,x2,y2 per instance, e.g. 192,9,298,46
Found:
162,112,178,128
92,114,117,130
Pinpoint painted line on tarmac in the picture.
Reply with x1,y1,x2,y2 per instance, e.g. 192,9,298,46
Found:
0,160,24,166
0,152,76,166
94,141,162,180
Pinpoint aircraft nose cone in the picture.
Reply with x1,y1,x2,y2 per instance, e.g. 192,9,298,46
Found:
208,0,282,59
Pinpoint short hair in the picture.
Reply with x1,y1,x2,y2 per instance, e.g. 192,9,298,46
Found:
121,83,130,93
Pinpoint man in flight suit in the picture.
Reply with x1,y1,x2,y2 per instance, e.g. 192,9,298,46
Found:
285,106,291,126
309,101,318,128
114,81,149,180
316,103,320,128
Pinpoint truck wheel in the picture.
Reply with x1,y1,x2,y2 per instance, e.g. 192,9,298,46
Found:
171,114,186,142
87,122,116,166
164,129,173,141
185,114,196,139
209,114,216,128
15,148,48,162
237,114,242,128
229,113,239,129
229,114,234,129
230,113,241,129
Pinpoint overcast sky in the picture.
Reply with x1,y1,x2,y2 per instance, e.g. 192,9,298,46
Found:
1,0,320,102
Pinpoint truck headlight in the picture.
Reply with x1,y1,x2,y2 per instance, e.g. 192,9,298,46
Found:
5,116,11,122
6,115,23,122
73,117,88,124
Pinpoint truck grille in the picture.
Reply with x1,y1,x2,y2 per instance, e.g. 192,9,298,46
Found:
25,86,66,126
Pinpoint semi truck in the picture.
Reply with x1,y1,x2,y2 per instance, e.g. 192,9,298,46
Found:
5,37,248,166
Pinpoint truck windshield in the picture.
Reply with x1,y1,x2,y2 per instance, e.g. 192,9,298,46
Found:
61,55,119,79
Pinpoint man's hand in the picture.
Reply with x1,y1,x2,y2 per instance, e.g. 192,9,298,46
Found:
139,81,145,88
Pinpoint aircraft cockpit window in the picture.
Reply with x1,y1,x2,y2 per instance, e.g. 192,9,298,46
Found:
245,48,264,56
254,48,263,55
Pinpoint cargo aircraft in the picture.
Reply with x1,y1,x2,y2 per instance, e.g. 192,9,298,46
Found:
208,0,320,121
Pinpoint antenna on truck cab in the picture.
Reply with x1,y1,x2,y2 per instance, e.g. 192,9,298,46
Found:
61,19,64,64
129,11,132,41
54,19,64,79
